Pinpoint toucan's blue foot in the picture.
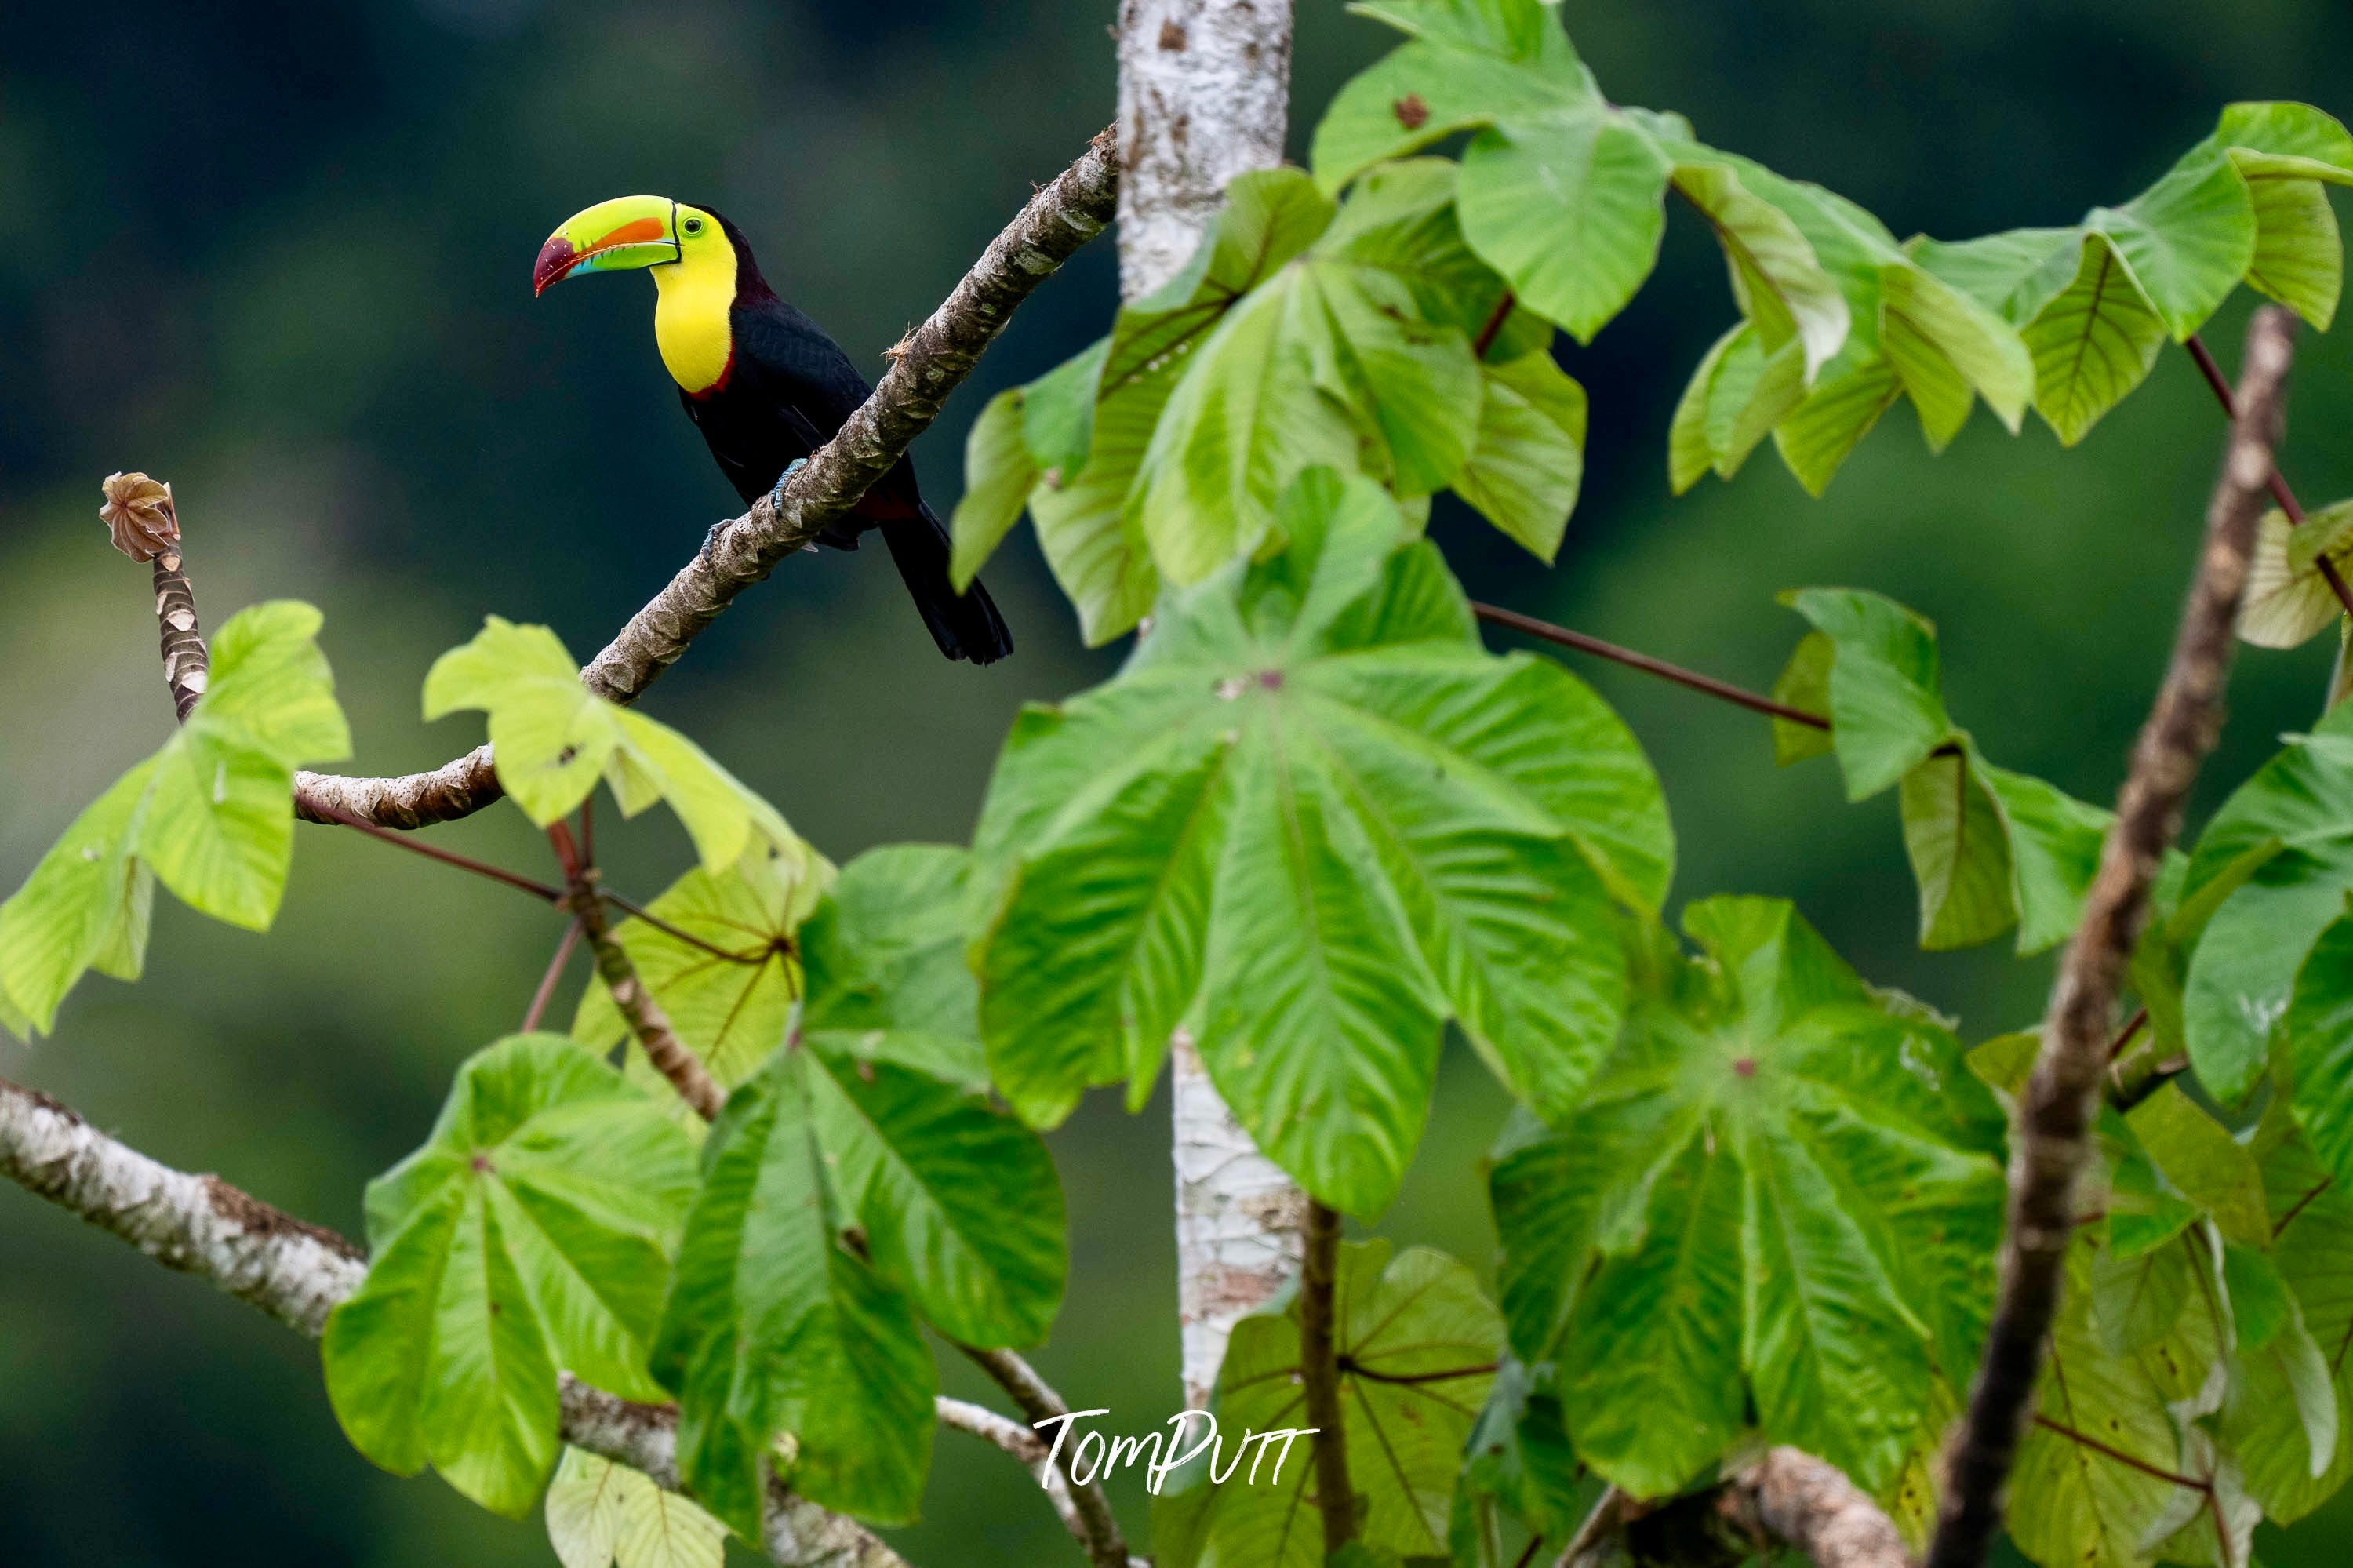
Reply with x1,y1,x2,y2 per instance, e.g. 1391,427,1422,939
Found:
700,521,729,561
769,457,809,511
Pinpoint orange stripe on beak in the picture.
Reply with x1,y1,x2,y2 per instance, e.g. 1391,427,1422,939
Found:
532,216,673,295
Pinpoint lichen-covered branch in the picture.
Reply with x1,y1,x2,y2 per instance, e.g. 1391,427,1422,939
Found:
0,1072,907,1568
933,1397,1093,1558
290,129,1118,830
559,1380,907,1568
1926,307,2299,1568
0,1072,366,1336
296,745,500,830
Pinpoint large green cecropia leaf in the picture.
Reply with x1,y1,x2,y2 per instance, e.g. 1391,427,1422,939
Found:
969,467,1670,1214
1490,897,2005,1499
321,1036,700,1519
955,156,1584,635
951,166,1335,642
2179,703,2353,1104
1151,1241,1502,1568
1773,588,2111,955
652,1042,938,1535
424,617,829,891
649,845,1064,1534
1918,102,2353,447
0,600,351,1037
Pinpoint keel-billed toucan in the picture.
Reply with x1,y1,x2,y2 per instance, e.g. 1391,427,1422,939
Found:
533,195,1012,664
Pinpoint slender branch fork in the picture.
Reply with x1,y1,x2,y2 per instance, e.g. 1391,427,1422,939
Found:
1926,307,2299,1568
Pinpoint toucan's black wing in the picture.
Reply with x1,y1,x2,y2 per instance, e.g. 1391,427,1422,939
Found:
678,293,1012,664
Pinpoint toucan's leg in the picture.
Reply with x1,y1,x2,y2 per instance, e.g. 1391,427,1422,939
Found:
768,457,809,511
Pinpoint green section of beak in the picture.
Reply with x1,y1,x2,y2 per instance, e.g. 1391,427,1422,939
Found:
533,195,678,294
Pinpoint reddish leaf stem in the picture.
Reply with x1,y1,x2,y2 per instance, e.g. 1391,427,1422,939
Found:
308,800,566,904
1474,290,1518,358
522,920,583,1033
2187,333,2353,619
1472,602,1831,729
597,889,773,966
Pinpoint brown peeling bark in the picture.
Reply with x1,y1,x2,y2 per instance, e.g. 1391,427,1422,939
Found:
152,541,210,721
1298,1199,1357,1554
555,834,726,1124
1926,307,2299,1568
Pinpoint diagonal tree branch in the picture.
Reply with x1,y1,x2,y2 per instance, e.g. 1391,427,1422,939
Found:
292,129,1119,831
0,1071,906,1566
0,1067,1133,1566
1926,307,2299,1568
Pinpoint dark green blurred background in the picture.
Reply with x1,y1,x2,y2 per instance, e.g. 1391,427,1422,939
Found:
6,2,2353,1562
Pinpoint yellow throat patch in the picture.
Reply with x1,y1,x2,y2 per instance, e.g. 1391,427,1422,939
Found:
652,213,736,395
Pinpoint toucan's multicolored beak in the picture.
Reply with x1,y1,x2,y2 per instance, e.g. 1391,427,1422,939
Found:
533,195,680,295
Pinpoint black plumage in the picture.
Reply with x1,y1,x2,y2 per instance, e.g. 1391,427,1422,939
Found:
682,212,1012,664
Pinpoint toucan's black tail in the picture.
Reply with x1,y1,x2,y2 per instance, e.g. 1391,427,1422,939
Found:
880,507,1014,665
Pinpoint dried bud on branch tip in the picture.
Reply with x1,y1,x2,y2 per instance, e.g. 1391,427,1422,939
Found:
100,472,180,562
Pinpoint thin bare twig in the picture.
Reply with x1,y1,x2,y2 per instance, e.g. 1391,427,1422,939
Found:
600,888,773,966
1472,601,1831,729
957,1344,1134,1568
293,129,1120,831
932,1397,1095,1553
523,919,583,1033
308,799,566,903
1927,307,2300,1568
1299,1199,1355,1555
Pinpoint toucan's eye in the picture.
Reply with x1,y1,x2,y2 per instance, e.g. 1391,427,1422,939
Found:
682,216,705,236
